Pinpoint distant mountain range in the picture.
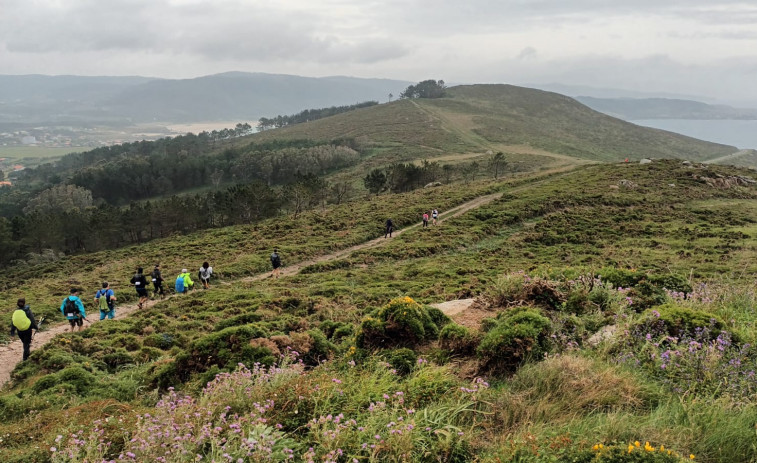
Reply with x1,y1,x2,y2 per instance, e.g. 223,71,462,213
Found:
575,96,757,121
0,72,411,126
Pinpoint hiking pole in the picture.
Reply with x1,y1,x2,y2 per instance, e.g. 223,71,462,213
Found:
32,316,46,339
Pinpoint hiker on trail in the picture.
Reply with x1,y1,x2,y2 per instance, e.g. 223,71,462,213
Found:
199,262,213,289
385,218,394,238
60,288,86,333
10,298,38,361
422,212,429,228
95,282,116,320
151,264,165,299
130,267,149,309
432,208,439,225
175,269,194,293
270,249,282,278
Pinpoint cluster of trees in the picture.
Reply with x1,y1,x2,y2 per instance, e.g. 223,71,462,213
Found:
399,80,446,99
257,101,378,130
12,137,362,205
363,160,442,195
0,172,358,266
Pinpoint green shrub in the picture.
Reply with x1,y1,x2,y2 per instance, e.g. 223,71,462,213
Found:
439,324,478,355
598,267,642,288
143,333,175,350
427,306,452,328
356,296,442,349
653,304,730,340
477,309,552,374
647,273,692,294
480,317,498,333
55,366,96,395
627,280,667,310
386,348,418,375
176,323,273,376
332,324,354,341
302,329,335,366
588,284,613,310
564,289,592,314
102,349,134,372
214,312,262,331
41,352,76,371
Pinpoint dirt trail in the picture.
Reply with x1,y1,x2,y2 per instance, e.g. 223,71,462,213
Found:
0,166,578,388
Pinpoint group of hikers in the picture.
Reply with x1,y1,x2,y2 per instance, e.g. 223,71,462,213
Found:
9,251,285,362
385,208,439,238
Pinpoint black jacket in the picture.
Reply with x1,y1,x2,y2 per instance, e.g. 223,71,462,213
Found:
10,305,38,336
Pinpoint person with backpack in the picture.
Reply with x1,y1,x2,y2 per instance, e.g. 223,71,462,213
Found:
422,211,429,228
95,282,117,320
151,264,165,299
384,218,394,238
199,262,213,289
270,249,282,278
432,208,439,225
130,267,149,309
10,298,38,361
60,288,86,333
175,269,194,293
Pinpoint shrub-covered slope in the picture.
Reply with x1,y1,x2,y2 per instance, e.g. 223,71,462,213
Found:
2,161,757,463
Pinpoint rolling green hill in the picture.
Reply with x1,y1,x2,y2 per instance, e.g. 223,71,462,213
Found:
2,161,757,462
245,84,738,165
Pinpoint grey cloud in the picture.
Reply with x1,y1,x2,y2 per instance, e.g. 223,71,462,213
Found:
0,0,408,65
516,47,537,60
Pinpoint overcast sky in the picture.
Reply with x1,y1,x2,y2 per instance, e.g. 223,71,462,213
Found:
2,0,757,103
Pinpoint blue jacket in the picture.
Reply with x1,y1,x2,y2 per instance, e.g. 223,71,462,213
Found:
60,295,86,320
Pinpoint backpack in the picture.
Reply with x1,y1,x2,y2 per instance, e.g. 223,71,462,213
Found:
64,297,78,318
175,275,185,293
98,290,113,311
12,309,31,331
151,269,161,283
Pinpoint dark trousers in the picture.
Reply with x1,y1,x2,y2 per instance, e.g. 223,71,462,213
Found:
18,329,32,360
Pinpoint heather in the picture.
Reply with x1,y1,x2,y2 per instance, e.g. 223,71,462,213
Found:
3,161,757,462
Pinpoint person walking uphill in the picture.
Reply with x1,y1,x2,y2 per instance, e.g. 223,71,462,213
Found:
131,267,149,309
95,282,116,320
422,212,429,228
270,249,282,278
61,288,86,333
151,264,165,299
10,298,38,361
175,269,194,293
199,262,213,289
385,218,394,238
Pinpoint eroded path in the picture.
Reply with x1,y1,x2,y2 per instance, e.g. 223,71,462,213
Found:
0,166,578,387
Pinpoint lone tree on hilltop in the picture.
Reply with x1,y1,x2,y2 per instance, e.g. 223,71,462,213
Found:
400,80,446,99
489,151,506,179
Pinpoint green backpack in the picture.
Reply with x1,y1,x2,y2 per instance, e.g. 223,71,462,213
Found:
12,309,31,331
98,290,113,311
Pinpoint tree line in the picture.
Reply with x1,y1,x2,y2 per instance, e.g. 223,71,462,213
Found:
0,171,358,266
257,101,378,130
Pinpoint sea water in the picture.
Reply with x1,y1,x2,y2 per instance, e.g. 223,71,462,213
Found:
632,119,757,150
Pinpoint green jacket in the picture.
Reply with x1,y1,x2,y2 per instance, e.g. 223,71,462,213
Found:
181,272,194,287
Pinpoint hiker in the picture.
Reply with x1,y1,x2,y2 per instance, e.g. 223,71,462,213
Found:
199,262,213,289
422,211,429,228
175,269,194,293
61,288,86,333
130,267,149,309
385,218,394,238
270,249,282,278
151,264,165,299
431,208,439,225
10,298,38,361
95,282,116,320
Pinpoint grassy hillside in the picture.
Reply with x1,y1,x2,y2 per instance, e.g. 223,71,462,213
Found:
3,161,757,462
244,85,737,165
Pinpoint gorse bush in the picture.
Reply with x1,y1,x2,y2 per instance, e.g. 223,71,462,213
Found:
439,323,479,355
356,296,442,349
650,304,730,341
477,308,552,374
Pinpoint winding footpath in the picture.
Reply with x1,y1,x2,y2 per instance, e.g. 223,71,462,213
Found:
0,167,577,387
